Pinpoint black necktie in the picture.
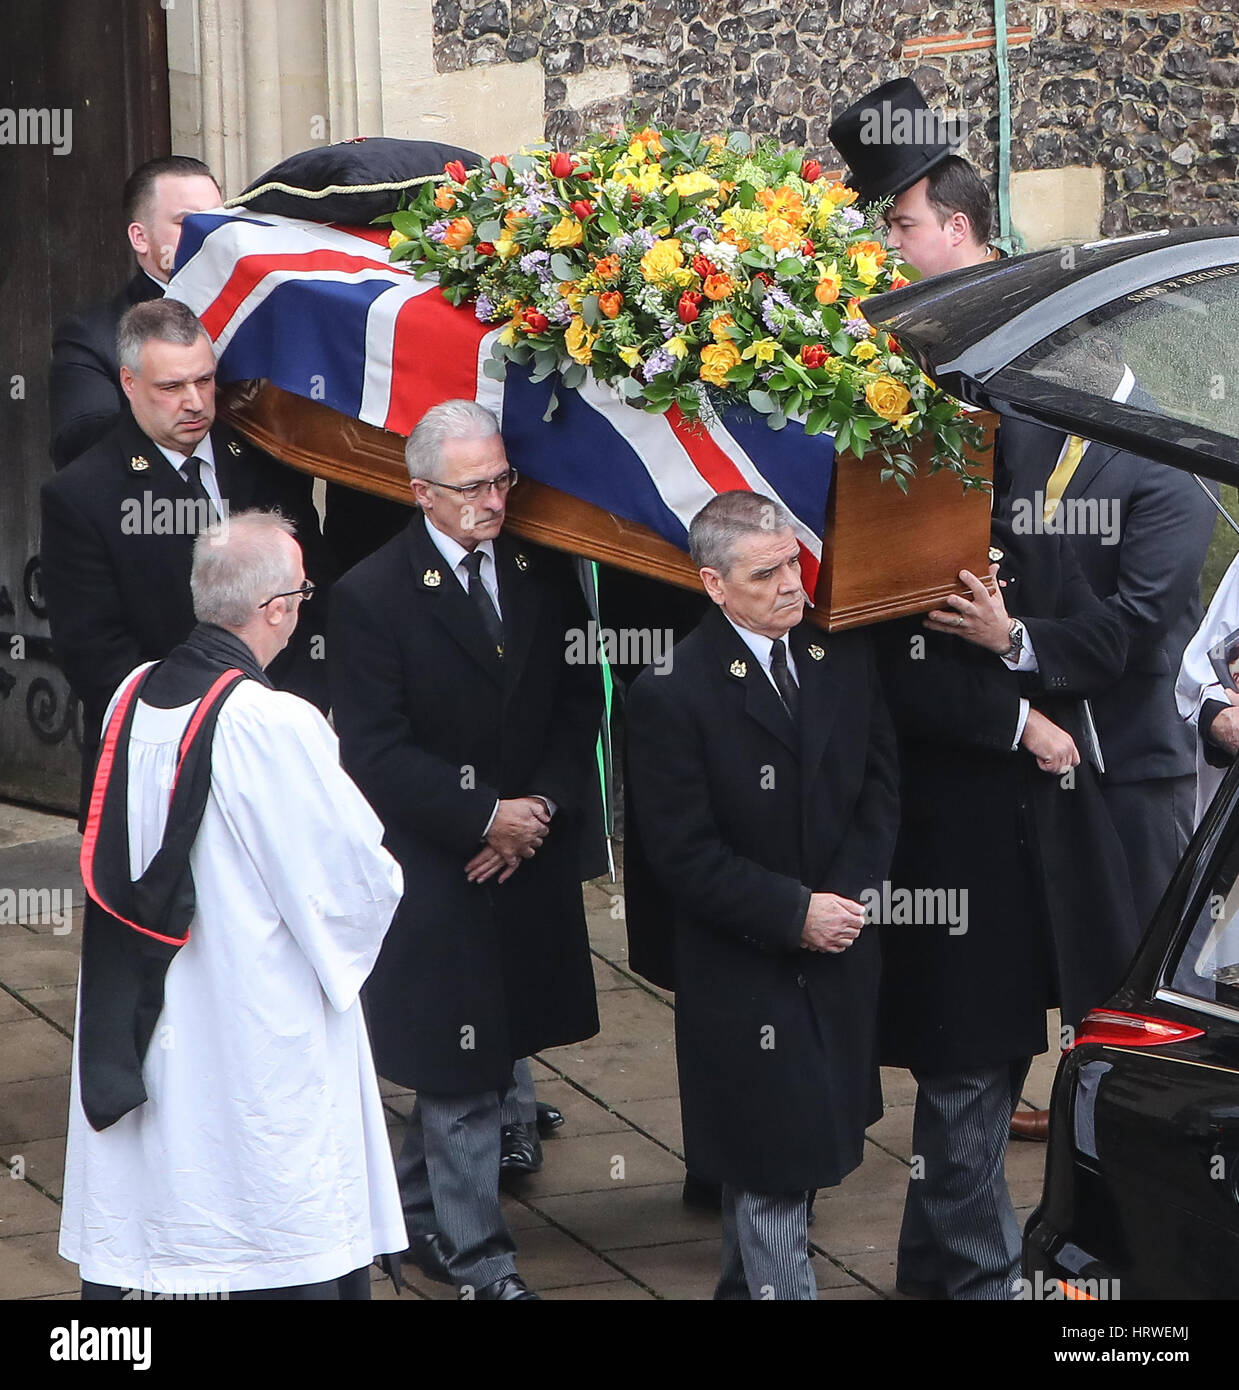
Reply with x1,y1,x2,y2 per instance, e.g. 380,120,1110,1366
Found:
770,637,799,721
182,458,221,525
462,549,503,657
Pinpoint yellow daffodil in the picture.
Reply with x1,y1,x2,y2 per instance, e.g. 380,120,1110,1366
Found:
851,341,879,361
388,229,411,249
618,345,643,368
742,338,779,364
852,250,882,286
895,412,918,432
815,260,843,304
498,316,523,347
665,335,689,360
547,216,584,249
565,315,598,365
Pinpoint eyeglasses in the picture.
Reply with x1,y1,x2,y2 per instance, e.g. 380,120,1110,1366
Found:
423,469,519,503
258,582,316,609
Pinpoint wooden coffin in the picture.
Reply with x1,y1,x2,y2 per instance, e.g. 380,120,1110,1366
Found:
219,379,994,631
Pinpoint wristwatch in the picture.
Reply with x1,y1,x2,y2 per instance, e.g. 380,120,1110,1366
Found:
1002,619,1025,662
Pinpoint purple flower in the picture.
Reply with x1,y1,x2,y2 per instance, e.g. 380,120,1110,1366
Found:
843,317,871,338
686,223,712,242
426,219,449,243
643,348,676,381
633,228,657,250
612,233,634,253
838,206,864,230
474,293,497,322
520,249,553,279
548,300,574,325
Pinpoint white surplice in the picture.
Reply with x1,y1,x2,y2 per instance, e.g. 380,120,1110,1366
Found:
1176,556,1239,825
59,671,407,1293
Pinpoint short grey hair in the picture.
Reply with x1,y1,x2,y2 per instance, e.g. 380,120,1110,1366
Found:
404,399,500,483
689,491,796,576
117,298,211,375
191,510,298,628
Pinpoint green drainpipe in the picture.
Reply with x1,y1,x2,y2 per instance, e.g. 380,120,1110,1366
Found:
993,0,1023,254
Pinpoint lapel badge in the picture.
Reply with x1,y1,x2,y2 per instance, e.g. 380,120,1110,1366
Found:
129,454,150,472
514,553,529,572
227,440,242,457
423,568,442,588
988,546,1004,563
808,644,825,662
729,658,747,678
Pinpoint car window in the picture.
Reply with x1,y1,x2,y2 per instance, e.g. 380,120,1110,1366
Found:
1002,265,1239,440
1166,819,1239,1016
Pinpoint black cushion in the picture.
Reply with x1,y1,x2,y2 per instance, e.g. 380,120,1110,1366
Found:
236,137,483,225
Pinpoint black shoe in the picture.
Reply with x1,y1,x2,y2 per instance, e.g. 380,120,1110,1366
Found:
499,1123,543,1175
470,1273,540,1301
535,1101,564,1137
402,1232,452,1285
681,1172,722,1211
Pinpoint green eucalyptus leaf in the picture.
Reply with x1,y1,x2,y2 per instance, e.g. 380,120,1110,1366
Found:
767,410,788,431
482,357,508,381
560,362,587,390
542,389,560,422
747,389,776,414
475,218,502,242
550,252,577,281
582,294,602,327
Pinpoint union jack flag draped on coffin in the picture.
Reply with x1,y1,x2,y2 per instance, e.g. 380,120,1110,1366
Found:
169,209,836,592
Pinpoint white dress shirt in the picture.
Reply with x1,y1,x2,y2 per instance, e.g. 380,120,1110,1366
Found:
423,516,502,616
723,614,800,694
155,433,222,511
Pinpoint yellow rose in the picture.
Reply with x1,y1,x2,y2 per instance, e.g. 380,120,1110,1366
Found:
742,337,778,365
698,340,743,387
618,345,643,368
547,216,584,249
851,341,879,361
565,315,598,365
671,170,719,199
864,376,913,422
639,237,684,283
494,233,521,261
761,217,801,252
388,229,411,249
710,313,736,343
666,335,689,360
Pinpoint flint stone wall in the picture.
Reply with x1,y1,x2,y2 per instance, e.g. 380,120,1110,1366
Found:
430,0,1239,238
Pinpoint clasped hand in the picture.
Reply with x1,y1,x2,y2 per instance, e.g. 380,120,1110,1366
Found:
465,796,550,884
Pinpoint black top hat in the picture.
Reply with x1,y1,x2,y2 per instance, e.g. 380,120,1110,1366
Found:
828,78,967,205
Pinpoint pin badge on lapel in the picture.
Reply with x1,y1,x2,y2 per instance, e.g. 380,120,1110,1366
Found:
227,441,242,457
422,569,442,588
129,455,150,472
807,644,825,661
515,554,529,572
988,546,1004,563
729,659,747,678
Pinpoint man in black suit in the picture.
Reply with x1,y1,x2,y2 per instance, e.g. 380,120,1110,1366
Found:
876,520,1138,1298
50,155,222,469
41,298,327,820
624,492,899,1299
328,400,601,1301
999,339,1216,935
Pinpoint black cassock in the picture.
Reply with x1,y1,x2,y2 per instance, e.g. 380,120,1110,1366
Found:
625,606,899,1193
329,513,601,1094
874,517,1139,1075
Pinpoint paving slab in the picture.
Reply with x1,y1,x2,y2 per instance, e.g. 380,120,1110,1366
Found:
0,988,38,1025
541,1279,655,1299
0,1019,73,1085
533,1182,717,1251
809,1193,905,1258
865,1107,914,1163
591,956,635,992
530,1078,631,1136
514,1130,686,1198
503,1223,621,1289
7,1137,67,1202
1,935,82,993
616,1096,684,1152
0,1232,78,1298
0,1074,71,1147
11,986,76,1035
0,808,77,849
539,1041,679,1104
0,1174,63,1237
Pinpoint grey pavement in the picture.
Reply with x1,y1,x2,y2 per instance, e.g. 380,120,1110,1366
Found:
0,801,1054,1301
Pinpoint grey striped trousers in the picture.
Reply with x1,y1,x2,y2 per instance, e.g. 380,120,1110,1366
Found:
714,1185,816,1300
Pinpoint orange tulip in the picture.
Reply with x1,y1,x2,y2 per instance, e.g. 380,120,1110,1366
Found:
443,217,474,250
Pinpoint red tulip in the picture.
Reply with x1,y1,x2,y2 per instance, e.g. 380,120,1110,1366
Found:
801,158,822,183
630,191,642,205
800,343,829,369
549,152,576,179
886,333,901,354
752,271,773,287
678,290,703,324
691,253,716,279
444,159,468,184
801,239,815,257
491,154,509,166
570,199,595,221
475,242,495,257
523,310,550,334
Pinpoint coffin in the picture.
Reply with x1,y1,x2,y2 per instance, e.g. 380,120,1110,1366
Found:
220,379,994,631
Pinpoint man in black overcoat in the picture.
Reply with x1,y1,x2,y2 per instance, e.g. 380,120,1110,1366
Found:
625,491,899,1300
40,298,328,823
998,339,1216,930
875,516,1138,1299
328,399,601,1302
49,156,223,470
